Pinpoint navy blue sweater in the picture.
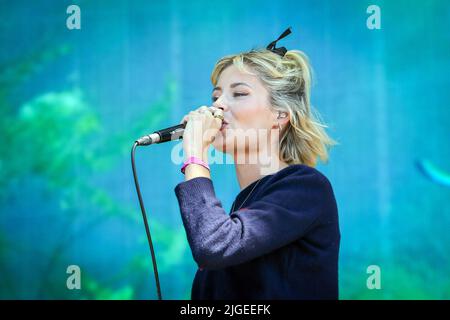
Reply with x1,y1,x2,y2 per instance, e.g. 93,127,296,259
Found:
174,164,340,300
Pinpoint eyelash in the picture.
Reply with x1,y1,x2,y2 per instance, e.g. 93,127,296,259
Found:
212,93,248,102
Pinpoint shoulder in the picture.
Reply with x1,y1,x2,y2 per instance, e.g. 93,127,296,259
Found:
268,164,332,187
258,164,336,206
250,164,338,225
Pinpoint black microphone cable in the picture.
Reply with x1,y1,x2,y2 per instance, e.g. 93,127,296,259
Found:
131,141,162,300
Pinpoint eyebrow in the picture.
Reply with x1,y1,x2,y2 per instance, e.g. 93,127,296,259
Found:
212,82,252,92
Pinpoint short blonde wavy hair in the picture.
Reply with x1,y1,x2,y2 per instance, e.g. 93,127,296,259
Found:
211,49,338,167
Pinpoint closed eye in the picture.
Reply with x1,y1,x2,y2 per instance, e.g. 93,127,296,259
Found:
211,93,248,102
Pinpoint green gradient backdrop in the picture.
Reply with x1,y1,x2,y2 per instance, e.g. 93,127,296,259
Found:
0,0,449,299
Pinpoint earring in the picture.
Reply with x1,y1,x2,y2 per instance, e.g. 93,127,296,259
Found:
277,111,287,119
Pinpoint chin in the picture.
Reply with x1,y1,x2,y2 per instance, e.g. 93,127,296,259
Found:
212,129,237,155
212,131,226,153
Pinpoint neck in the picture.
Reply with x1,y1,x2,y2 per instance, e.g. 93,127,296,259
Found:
234,149,289,190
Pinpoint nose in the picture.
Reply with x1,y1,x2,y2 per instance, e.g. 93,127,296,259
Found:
212,97,229,112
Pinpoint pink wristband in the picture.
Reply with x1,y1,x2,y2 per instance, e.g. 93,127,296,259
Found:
181,156,210,174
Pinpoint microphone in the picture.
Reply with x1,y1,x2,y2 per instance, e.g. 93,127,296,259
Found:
136,107,225,146
136,123,186,146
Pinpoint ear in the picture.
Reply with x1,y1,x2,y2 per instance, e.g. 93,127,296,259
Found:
271,111,290,129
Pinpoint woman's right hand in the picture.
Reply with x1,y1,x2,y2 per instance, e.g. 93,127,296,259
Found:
179,106,224,161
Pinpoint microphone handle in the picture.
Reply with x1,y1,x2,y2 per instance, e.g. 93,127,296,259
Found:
136,123,185,146
156,123,185,143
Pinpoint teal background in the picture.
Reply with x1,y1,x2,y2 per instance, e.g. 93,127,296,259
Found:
0,0,449,299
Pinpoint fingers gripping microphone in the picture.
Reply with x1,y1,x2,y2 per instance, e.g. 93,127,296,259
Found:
136,123,186,146
137,107,225,146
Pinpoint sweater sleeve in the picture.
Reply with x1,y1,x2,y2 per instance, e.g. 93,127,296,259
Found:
174,171,335,270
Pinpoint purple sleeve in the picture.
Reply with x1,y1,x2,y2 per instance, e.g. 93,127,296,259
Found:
174,172,334,270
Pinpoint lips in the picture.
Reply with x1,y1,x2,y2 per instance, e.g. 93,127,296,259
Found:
220,120,229,131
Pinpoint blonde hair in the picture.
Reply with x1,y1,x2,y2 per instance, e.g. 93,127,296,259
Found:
211,48,338,167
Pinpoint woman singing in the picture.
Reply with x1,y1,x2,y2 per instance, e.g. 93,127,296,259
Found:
175,28,340,300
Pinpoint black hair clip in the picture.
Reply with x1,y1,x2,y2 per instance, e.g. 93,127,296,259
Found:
266,27,292,57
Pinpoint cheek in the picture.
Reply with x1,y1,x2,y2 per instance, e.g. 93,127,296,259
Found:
232,101,273,129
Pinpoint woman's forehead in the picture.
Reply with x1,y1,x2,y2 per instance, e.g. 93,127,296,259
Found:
216,64,259,89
